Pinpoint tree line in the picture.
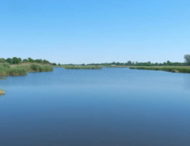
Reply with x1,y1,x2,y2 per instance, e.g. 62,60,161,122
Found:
0,57,54,65
0,54,190,66
88,55,190,66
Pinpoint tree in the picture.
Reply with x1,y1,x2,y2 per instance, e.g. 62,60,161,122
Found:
28,57,34,63
184,55,190,65
12,57,22,64
6,58,13,64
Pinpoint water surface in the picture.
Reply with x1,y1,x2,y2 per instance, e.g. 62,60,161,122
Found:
0,68,190,146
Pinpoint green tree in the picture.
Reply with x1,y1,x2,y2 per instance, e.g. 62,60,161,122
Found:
12,57,22,64
184,55,190,65
6,58,13,64
28,58,34,63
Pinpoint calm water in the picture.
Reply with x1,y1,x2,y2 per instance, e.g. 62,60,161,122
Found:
0,68,190,146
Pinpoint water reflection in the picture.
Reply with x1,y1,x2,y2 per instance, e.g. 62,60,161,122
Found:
183,73,190,90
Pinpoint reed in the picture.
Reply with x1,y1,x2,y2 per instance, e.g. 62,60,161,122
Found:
0,63,53,77
129,66,190,73
28,64,53,72
8,67,28,76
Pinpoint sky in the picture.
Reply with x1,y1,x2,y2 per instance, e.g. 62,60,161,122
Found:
0,0,190,64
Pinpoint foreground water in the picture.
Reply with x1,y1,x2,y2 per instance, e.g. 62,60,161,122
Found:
0,68,190,146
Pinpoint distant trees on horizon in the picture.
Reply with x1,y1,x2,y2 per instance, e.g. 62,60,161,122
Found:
0,55,190,66
88,54,190,66
88,61,186,66
0,57,52,65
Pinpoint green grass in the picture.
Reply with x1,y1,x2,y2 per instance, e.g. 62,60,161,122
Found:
62,65,102,69
8,67,28,76
27,64,53,72
129,66,190,73
0,63,53,77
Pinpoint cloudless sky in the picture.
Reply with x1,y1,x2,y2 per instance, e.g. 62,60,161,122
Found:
0,0,190,63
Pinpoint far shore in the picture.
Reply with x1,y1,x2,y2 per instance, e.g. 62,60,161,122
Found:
128,66,190,73
61,64,190,74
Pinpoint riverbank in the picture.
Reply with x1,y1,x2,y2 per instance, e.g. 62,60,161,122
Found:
0,63,54,95
129,66,190,73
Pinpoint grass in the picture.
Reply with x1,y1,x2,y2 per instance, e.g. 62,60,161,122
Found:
26,64,53,72
0,89,5,95
0,63,53,77
62,65,102,69
129,66,190,73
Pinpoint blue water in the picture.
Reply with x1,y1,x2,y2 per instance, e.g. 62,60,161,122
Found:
0,68,190,146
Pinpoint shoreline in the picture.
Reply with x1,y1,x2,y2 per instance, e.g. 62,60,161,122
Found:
0,63,54,95
60,64,190,73
129,66,190,73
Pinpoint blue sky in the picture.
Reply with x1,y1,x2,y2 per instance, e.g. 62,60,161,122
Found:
0,0,190,63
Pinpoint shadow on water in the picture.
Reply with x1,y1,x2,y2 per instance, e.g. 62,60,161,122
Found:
0,77,7,80
0,94,5,98
0,77,7,97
